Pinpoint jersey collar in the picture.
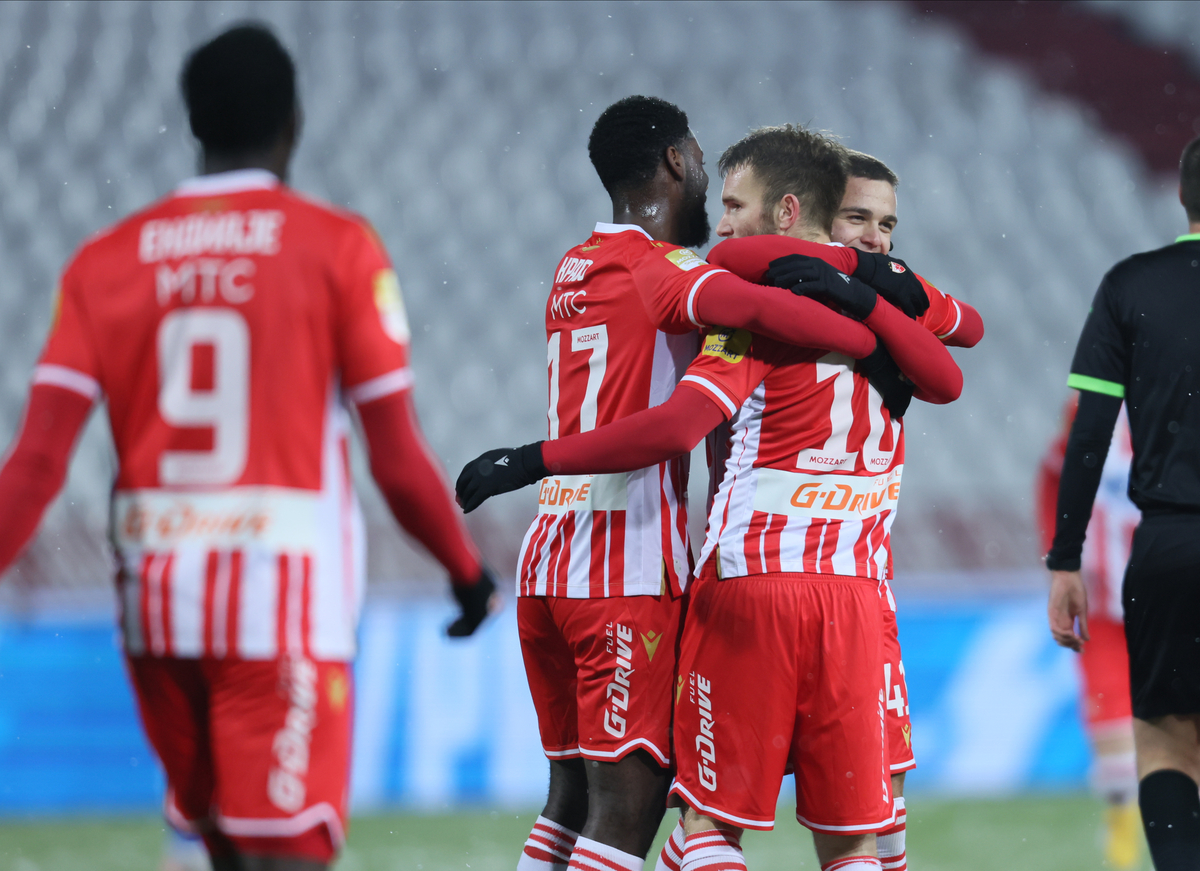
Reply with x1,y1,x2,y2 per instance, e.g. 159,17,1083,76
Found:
174,169,280,198
1176,233,1200,243
593,222,654,241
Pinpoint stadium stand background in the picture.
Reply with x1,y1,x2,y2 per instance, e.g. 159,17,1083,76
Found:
4,0,1200,814
0,0,1191,592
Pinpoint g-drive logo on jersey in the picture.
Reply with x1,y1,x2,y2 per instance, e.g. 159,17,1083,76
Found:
604,623,636,738
689,671,717,790
753,467,903,521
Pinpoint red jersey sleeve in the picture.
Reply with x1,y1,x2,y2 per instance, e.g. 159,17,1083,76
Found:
706,235,860,279
677,328,777,418
630,243,732,333
35,257,104,402
915,274,985,348
335,221,414,405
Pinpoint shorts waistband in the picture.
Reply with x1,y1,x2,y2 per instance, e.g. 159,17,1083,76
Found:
700,567,879,586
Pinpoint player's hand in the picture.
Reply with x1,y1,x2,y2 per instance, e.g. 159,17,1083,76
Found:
447,566,500,638
856,343,914,418
851,252,929,318
1047,569,1090,652
455,442,549,513
762,254,877,320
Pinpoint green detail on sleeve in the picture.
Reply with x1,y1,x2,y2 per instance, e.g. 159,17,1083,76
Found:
1176,233,1200,243
1067,373,1125,398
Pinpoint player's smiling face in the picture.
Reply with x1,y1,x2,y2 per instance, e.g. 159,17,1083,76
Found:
716,165,771,238
832,177,897,255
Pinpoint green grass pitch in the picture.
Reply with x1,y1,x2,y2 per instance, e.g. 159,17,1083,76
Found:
0,795,1146,870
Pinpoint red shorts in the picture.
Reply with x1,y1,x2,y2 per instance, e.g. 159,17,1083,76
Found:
1078,614,1133,729
880,581,915,774
127,655,352,863
669,572,892,833
518,593,682,766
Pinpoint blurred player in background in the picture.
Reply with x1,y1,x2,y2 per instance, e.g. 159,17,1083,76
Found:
827,150,985,871
0,24,495,871
460,125,965,871
1038,398,1142,871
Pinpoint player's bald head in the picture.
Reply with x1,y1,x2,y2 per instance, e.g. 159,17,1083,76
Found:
588,96,692,195
182,23,297,157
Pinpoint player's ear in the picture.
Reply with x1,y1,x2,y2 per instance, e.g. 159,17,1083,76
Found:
776,193,802,232
664,144,686,183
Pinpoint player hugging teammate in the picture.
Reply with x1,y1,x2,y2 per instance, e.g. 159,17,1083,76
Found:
458,97,982,871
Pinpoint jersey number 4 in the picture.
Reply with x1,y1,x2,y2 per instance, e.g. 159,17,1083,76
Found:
157,309,249,486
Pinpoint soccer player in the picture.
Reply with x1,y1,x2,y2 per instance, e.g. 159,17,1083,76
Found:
0,26,495,871
831,151,984,348
460,126,964,871
1047,135,1200,871
503,100,920,871
1038,398,1142,871
827,149,985,871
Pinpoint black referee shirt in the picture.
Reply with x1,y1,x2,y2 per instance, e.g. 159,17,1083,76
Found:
1068,234,1200,510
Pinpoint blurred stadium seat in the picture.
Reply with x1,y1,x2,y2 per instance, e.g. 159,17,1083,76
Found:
0,0,1184,591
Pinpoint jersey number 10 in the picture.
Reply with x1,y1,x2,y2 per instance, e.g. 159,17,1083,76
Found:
157,308,250,486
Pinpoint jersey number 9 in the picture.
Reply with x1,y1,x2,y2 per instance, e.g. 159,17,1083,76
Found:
157,309,250,486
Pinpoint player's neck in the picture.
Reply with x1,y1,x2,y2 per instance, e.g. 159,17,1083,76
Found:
1189,220,1200,236
776,226,830,244
610,200,682,244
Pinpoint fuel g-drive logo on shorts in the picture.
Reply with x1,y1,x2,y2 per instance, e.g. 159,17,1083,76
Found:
604,622,635,738
689,671,717,790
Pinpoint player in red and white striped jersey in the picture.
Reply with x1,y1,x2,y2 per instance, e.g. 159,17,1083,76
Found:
827,150,987,871
488,101,907,871
1038,397,1142,870
0,27,493,870
459,127,965,871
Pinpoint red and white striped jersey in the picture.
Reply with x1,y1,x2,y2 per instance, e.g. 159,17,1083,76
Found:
1038,403,1137,622
682,328,903,581
37,169,414,661
517,223,727,598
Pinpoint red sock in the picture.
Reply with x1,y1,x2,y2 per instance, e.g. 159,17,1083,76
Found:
680,828,745,871
876,795,906,871
820,858,882,871
519,816,580,871
655,818,686,871
568,836,644,871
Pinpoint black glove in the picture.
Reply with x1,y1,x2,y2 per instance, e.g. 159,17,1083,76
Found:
856,343,914,419
447,567,498,637
851,252,929,318
455,441,548,513
762,254,877,320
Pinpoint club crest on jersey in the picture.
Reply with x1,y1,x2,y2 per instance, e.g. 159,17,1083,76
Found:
888,261,907,274
701,328,751,364
665,248,705,272
373,268,411,343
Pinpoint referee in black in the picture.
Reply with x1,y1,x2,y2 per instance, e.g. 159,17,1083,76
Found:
1048,137,1200,871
